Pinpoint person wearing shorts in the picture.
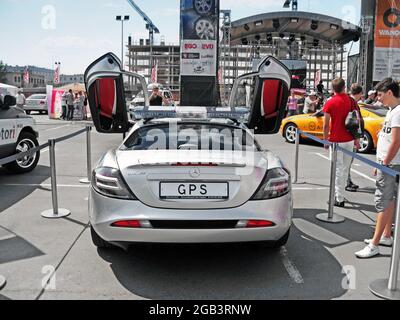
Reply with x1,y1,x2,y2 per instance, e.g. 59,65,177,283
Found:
356,78,400,259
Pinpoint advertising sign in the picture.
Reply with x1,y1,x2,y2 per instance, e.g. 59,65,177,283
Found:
180,0,219,106
181,40,217,76
47,86,64,119
373,0,400,81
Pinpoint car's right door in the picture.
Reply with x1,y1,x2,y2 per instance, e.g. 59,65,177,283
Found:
229,56,291,134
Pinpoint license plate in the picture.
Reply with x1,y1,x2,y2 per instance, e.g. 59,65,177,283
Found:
159,182,229,200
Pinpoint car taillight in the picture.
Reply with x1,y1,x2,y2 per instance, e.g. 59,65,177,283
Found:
251,168,290,200
92,167,137,200
111,220,151,228
236,220,275,228
40,101,45,105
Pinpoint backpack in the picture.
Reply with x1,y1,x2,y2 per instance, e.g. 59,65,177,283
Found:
345,97,364,139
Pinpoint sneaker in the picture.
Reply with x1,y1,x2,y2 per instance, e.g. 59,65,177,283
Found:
326,200,345,207
364,237,393,247
334,200,345,208
355,244,380,259
345,185,358,192
349,182,359,189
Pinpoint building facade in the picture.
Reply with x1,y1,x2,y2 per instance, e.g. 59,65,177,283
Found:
59,74,84,85
4,66,46,88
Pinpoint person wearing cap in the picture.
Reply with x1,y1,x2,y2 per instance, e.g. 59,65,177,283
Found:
149,85,168,106
364,90,377,105
303,91,319,114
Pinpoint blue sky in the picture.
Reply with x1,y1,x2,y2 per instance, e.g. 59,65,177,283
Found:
0,0,361,74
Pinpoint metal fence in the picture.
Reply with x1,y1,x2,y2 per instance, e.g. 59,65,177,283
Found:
294,128,400,300
0,125,93,219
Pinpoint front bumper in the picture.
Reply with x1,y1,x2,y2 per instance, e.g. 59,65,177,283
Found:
89,188,293,244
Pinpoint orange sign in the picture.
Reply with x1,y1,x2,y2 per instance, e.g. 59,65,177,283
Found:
375,0,400,48
373,0,400,81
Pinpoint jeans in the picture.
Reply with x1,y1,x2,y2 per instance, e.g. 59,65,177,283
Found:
61,105,67,119
330,141,354,202
67,105,74,120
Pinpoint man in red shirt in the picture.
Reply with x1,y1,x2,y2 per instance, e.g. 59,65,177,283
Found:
323,78,360,207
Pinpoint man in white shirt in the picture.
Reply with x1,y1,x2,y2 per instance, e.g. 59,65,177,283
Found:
16,90,26,108
356,78,400,258
303,91,319,114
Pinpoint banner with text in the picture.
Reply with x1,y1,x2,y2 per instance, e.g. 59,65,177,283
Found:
373,0,400,81
181,40,217,76
180,0,219,106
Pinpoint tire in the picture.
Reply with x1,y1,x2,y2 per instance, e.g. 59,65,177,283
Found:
25,110,31,115
90,226,113,249
358,131,373,154
271,229,290,248
283,123,298,144
193,0,213,15
256,229,291,249
4,132,40,174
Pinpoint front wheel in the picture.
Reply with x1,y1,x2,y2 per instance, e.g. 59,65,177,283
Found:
25,110,31,115
284,123,298,144
358,131,373,154
4,132,40,174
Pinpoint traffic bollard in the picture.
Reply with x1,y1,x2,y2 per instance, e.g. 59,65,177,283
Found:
316,143,345,223
293,128,300,184
79,125,92,184
369,178,400,300
41,139,71,219
0,275,6,290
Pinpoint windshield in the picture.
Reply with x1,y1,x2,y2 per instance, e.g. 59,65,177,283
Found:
29,95,46,100
362,106,388,117
122,123,259,151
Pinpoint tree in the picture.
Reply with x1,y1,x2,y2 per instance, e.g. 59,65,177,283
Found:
0,60,7,83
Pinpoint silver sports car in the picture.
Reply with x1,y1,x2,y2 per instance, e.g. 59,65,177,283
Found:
84,53,293,249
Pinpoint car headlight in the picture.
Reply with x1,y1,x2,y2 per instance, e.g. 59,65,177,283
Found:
251,168,291,200
92,167,137,200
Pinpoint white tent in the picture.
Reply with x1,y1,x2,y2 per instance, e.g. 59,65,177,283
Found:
0,83,18,96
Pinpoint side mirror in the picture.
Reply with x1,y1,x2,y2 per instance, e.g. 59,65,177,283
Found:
1,95,16,110
84,52,149,133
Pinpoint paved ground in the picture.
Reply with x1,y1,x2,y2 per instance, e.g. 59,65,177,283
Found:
0,114,394,300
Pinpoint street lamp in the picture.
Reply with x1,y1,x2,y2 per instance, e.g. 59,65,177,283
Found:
116,15,130,67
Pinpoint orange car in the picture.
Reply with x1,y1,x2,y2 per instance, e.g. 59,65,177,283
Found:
280,104,387,153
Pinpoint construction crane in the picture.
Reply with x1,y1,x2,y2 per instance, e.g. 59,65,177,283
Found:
126,0,160,46
126,0,160,72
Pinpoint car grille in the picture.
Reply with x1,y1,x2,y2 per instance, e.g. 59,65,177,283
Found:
149,220,239,229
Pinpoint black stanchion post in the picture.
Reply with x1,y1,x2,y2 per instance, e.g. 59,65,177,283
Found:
293,128,300,184
80,125,92,184
370,175,400,300
41,139,71,219
316,143,345,223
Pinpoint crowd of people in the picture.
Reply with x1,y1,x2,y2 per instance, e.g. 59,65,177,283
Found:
286,78,400,259
285,85,383,117
61,90,88,121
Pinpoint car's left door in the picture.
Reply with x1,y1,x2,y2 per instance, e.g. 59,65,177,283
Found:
84,52,149,134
